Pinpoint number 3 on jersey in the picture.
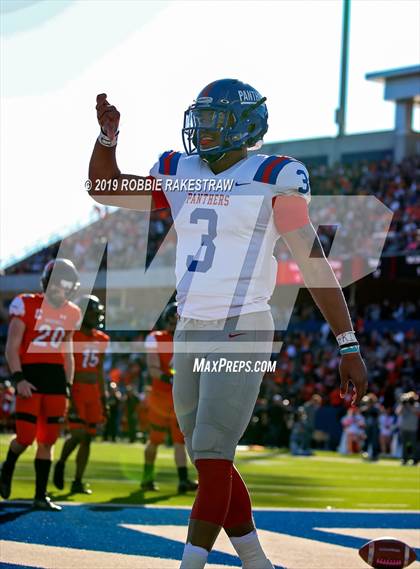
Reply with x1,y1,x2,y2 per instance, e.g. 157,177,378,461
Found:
296,169,310,194
186,208,218,273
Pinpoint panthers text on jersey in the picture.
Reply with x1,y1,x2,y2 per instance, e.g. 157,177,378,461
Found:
73,329,110,376
150,153,311,320
8,293,81,365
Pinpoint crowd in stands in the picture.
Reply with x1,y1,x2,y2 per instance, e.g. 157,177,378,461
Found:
6,319,416,457
4,156,419,276
241,326,419,457
85,323,419,463
338,392,419,463
0,308,418,461
1,155,419,460
309,156,419,256
287,299,420,326
4,208,175,275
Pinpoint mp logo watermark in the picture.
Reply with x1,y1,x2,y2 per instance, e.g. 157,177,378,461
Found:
38,193,392,354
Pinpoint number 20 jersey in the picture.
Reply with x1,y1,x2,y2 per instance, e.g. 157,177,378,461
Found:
9,293,81,365
150,152,311,320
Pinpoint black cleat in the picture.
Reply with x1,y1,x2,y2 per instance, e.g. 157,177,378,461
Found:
0,462,13,500
141,480,159,491
33,496,62,511
53,461,65,490
178,479,198,494
70,480,92,495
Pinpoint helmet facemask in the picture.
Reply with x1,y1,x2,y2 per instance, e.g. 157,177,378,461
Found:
182,95,268,161
83,303,105,330
76,295,105,330
41,259,80,307
183,105,236,159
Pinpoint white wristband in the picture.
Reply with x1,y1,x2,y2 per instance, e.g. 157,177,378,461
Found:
336,331,357,346
98,128,119,148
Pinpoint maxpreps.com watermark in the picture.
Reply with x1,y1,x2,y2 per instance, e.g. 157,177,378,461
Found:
85,177,235,192
193,358,276,373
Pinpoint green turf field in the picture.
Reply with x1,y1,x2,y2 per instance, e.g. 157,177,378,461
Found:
1,435,419,510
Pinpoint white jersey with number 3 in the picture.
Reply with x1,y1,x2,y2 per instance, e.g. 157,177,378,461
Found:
150,152,311,320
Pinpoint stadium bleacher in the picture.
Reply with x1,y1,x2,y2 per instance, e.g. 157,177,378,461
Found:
1,156,419,456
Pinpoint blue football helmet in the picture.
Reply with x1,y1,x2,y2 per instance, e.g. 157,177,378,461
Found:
182,78,268,162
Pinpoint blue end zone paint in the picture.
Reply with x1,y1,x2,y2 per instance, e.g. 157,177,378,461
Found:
253,510,420,554
1,504,419,566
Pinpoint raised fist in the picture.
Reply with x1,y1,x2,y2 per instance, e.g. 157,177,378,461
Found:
96,93,120,139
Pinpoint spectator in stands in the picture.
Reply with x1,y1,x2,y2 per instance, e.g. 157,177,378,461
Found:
302,394,322,454
0,381,15,432
290,406,307,456
265,395,290,448
379,407,396,456
396,391,420,465
341,407,366,454
360,393,381,461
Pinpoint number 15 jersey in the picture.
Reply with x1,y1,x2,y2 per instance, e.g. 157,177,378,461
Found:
150,152,311,321
73,329,110,376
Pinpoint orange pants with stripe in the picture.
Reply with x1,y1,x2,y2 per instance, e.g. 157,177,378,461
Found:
148,390,184,445
69,383,103,436
15,393,67,446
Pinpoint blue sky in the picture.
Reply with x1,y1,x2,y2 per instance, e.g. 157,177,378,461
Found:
1,0,419,267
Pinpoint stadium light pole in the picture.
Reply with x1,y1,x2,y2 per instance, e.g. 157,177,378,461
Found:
336,0,351,137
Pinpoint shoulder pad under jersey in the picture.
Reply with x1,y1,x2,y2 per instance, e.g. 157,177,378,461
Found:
253,155,298,185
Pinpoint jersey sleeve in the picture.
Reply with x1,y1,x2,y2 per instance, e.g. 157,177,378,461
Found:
273,160,311,204
149,156,168,209
271,159,311,234
144,333,158,352
8,295,27,323
149,150,183,210
149,175,170,210
149,158,160,179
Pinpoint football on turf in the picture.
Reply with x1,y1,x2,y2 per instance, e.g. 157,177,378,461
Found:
359,537,417,568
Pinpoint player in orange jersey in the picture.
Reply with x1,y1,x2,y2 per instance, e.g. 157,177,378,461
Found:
141,303,197,494
53,295,109,494
0,259,81,511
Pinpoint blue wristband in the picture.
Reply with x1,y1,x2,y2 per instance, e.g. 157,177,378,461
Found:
340,345,360,355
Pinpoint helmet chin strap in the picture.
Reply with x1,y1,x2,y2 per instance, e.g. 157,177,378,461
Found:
201,150,228,165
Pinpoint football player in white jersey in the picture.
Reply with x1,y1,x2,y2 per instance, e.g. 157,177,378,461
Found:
88,79,368,569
